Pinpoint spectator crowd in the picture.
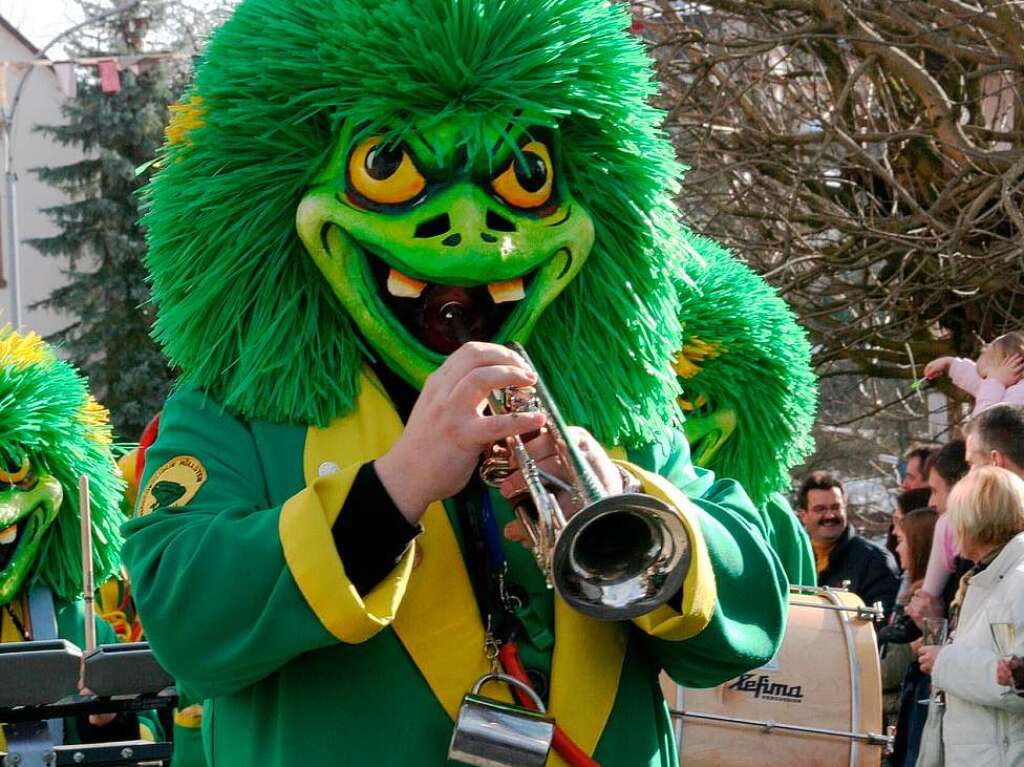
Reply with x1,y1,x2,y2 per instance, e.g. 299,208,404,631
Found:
795,401,1024,767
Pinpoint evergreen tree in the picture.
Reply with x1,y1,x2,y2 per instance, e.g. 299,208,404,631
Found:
29,1,180,440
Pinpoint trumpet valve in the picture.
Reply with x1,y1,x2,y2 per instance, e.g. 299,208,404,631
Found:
479,445,514,488
504,385,539,412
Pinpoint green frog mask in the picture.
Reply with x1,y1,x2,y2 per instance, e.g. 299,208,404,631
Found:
298,121,594,386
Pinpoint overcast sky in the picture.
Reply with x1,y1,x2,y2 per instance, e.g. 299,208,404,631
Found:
0,0,234,58
1,0,85,56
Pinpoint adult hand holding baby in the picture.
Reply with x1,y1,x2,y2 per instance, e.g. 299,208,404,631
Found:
992,353,1024,387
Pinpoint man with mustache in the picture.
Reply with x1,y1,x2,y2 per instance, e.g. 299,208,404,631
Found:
797,472,900,617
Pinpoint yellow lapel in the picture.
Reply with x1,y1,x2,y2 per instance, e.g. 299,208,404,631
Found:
548,599,628,760
304,371,628,763
544,444,629,759
303,371,507,722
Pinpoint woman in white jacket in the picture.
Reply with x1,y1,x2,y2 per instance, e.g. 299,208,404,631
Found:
917,465,1024,767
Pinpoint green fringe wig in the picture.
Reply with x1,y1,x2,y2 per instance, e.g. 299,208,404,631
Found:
143,0,699,446
0,330,124,603
676,236,818,506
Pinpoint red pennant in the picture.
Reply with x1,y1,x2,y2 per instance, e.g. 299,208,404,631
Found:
97,60,121,94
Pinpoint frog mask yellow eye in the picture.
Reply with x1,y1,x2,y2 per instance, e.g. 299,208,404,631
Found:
0,456,30,485
491,141,553,210
347,137,426,206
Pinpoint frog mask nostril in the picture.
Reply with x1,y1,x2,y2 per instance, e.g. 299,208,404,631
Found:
486,209,516,232
414,213,451,239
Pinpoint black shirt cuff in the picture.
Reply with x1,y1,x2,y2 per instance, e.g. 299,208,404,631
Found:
332,462,421,596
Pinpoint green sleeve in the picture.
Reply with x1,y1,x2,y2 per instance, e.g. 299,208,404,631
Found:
121,388,410,698
629,430,788,687
762,492,815,587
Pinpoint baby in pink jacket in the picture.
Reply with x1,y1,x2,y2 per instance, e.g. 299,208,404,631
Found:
924,332,1024,414
908,333,1024,623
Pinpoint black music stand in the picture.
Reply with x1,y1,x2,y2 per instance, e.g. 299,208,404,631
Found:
0,641,177,767
0,641,81,707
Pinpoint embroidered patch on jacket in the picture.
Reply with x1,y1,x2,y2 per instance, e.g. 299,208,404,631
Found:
138,455,207,516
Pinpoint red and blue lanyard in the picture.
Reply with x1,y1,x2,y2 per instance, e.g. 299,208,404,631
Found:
454,483,600,767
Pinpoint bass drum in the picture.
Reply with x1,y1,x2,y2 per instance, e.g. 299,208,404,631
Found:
663,586,888,767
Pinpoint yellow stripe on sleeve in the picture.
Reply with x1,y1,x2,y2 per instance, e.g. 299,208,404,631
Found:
279,464,414,643
615,461,717,641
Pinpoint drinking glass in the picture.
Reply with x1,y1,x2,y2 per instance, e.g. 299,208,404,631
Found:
923,617,948,647
916,618,950,706
991,622,1016,658
990,620,1019,695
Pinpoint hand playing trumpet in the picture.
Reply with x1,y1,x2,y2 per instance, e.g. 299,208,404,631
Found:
497,426,624,548
375,340,623,535
375,342,546,524
378,340,688,620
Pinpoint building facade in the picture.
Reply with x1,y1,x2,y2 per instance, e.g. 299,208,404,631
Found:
0,17,79,339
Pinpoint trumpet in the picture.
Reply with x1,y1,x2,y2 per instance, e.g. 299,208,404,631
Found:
480,343,692,621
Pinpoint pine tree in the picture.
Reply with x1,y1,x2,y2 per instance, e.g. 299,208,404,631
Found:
29,2,180,440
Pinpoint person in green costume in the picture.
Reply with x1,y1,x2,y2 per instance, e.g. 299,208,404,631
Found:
124,1,791,765
673,237,819,586
104,440,209,767
0,329,160,750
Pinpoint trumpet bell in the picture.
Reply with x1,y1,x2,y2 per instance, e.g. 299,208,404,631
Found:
552,494,691,621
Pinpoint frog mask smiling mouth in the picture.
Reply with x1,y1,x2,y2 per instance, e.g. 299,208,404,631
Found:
0,457,64,604
298,122,595,387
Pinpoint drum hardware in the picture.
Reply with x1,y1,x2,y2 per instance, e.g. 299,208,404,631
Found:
1,737,173,767
448,673,554,767
789,586,885,622
479,342,691,621
668,710,892,748
80,643,175,698
829,586,863,767
788,599,885,623
79,476,96,655
59,741,173,766
0,641,81,708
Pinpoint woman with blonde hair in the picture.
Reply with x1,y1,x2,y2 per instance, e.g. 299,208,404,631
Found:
917,466,1024,766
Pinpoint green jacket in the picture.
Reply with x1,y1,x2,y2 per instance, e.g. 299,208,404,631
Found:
123,375,787,766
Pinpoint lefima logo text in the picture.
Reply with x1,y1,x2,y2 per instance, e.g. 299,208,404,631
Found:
726,673,804,703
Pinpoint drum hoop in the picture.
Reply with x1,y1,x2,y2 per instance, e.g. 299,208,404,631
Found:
817,588,861,767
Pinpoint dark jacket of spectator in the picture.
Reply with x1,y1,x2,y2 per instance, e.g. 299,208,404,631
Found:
818,525,900,615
